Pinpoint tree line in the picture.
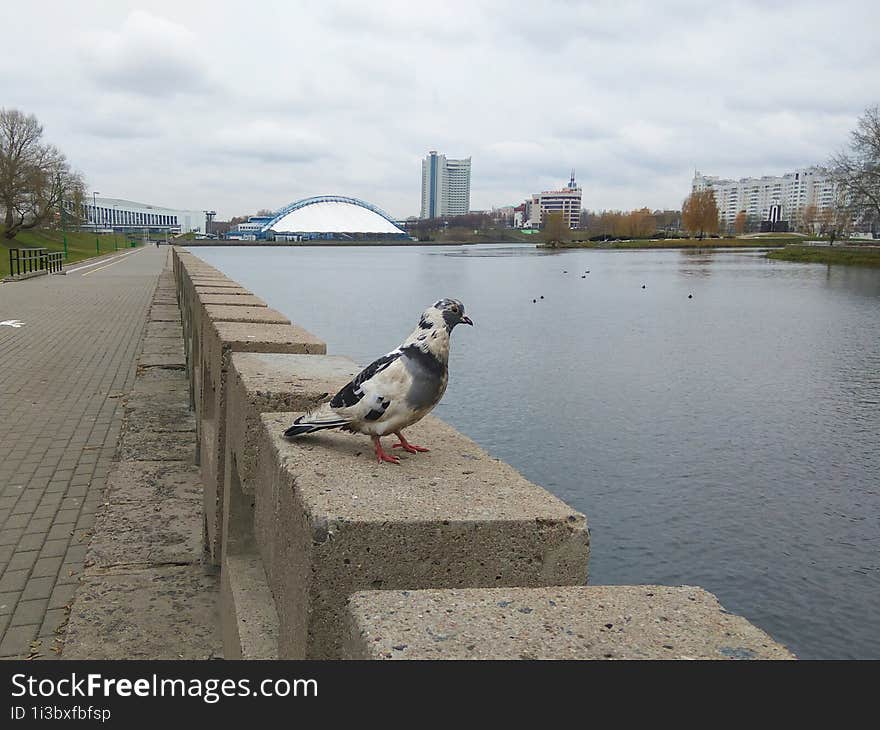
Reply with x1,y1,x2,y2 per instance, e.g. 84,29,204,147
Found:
2,104,878,243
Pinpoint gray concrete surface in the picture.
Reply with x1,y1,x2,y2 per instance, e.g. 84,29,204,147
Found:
61,256,221,660
255,410,590,658
0,246,166,658
345,585,796,660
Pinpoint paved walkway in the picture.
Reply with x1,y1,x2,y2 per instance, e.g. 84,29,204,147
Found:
0,246,167,658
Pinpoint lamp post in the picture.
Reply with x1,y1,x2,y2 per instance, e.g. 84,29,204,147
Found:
57,173,68,259
93,191,100,254
112,204,118,250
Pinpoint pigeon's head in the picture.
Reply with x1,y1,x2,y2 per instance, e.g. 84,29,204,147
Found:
421,298,473,332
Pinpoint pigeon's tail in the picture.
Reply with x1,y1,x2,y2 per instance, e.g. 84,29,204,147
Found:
283,407,348,440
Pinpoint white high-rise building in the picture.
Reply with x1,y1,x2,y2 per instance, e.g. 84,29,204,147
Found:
692,167,838,227
420,151,471,219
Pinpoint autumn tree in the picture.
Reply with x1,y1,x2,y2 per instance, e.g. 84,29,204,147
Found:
0,108,84,240
800,204,818,235
542,212,568,246
681,189,719,240
831,104,880,233
733,210,747,235
624,207,655,238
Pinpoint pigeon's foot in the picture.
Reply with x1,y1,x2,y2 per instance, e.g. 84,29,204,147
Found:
373,437,401,464
392,432,430,454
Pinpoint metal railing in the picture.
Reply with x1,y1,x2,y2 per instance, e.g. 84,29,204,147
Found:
7,248,65,277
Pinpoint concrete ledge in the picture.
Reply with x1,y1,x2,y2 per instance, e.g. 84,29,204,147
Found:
102,460,202,503
220,554,279,659
63,566,221,659
199,294,267,307
202,305,289,324
194,287,252,297
86,497,201,568
255,411,590,658
344,586,796,660
200,321,327,566
226,353,359,497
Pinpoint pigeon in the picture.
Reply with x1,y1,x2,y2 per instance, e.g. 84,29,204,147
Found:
283,298,473,464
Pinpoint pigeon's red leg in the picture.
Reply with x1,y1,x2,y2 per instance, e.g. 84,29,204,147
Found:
392,431,430,453
373,436,400,464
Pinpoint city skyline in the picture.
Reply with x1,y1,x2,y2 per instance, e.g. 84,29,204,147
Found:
3,1,878,220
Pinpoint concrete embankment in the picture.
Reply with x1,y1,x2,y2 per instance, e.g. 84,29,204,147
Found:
67,245,795,659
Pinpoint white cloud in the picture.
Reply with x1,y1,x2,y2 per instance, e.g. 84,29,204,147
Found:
1,0,877,218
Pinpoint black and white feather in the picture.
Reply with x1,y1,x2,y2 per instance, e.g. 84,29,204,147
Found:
283,299,472,441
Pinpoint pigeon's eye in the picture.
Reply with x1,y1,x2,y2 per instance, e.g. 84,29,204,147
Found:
450,306,459,313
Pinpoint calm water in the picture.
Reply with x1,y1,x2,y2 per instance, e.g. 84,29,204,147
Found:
193,243,880,659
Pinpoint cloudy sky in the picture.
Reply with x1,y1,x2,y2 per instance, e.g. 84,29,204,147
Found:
4,0,878,219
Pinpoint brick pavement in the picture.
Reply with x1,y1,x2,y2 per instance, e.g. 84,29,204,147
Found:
0,247,167,658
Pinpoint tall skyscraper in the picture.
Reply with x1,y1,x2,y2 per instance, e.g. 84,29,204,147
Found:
420,151,471,219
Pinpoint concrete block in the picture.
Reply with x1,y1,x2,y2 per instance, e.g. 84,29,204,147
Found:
149,305,181,322
86,499,201,568
138,352,186,369
117,430,195,462
194,287,252,296
254,411,589,659
102,461,202,503
62,566,221,659
199,294,267,307
202,306,289,325
191,280,244,289
123,400,195,433
145,322,184,339
220,554,279,659
200,321,326,567
226,353,359,497
344,586,796,660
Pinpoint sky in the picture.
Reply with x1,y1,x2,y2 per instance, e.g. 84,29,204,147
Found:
3,0,878,220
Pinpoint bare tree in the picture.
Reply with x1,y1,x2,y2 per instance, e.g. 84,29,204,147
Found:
818,191,852,245
0,108,84,240
734,210,747,235
681,189,719,240
831,105,880,234
800,204,818,235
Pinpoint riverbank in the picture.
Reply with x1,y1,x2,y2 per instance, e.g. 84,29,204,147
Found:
766,245,880,267
538,236,798,250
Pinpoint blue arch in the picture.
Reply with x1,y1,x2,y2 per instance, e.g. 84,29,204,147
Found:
261,195,402,233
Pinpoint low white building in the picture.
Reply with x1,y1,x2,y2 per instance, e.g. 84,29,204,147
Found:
73,196,207,234
524,173,582,229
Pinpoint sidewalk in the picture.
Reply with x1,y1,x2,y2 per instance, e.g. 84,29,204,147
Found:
0,246,166,658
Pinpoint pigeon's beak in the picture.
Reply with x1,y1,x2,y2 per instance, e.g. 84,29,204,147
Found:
462,316,473,326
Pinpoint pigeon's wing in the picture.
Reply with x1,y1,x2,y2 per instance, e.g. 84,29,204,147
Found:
330,349,403,410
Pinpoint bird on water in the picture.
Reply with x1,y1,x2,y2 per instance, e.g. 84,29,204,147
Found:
283,298,473,464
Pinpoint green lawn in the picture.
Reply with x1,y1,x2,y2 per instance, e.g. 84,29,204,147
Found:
539,237,795,249
766,245,880,267
1,227,140,278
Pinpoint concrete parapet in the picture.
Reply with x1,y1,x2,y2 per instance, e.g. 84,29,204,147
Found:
202,305,289,324
219,353,359,658
220,555,279,659
344,586,796,660
253,410,590,658
200,321,326,568
194,286,253,296
199,294,267,307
